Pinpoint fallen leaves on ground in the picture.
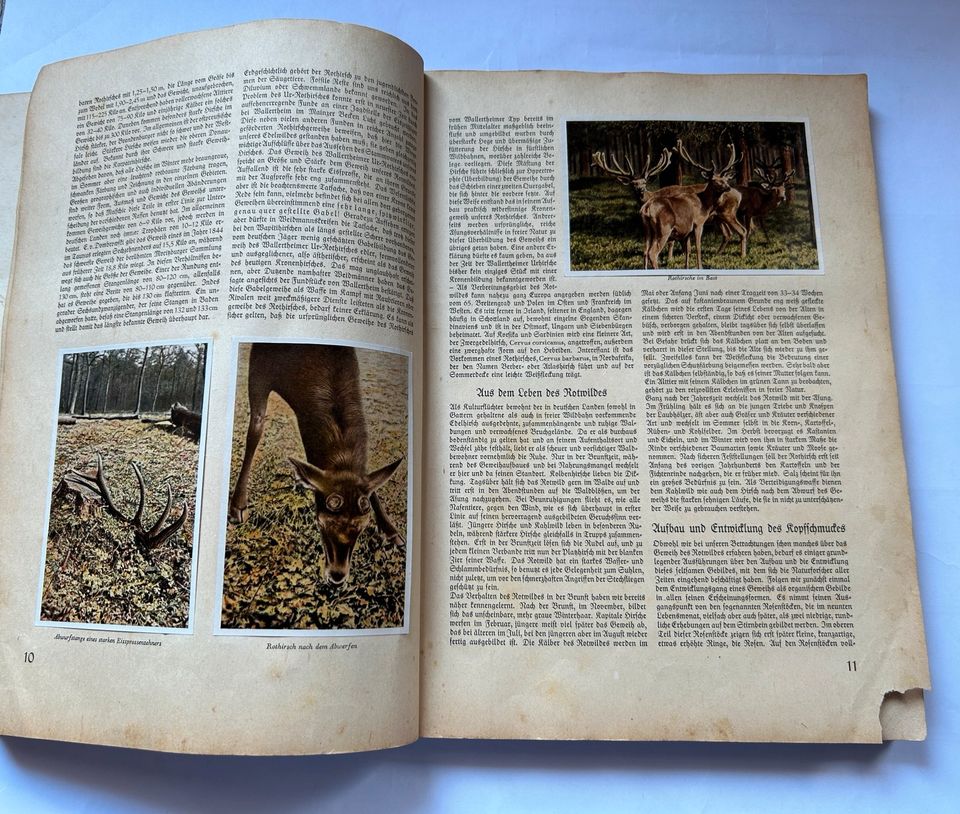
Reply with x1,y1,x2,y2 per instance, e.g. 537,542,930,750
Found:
41,419,199,628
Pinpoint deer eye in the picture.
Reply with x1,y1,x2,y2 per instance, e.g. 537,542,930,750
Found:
325,494,344,512
358,495,370,513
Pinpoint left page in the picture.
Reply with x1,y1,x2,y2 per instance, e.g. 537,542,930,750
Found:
0,93,29,352
0,20,423,755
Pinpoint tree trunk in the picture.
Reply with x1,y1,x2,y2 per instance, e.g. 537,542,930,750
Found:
69,356,84,414
151,347,168,413
80,355,94,415
101,365,113,413
737,136,751,185
191,344,205,410
61,356,76,414
782,145,796,203
170,357,183,405
135,346,150,414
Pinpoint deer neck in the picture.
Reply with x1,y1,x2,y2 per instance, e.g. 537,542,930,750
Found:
298,404,368,474
697,181,726,212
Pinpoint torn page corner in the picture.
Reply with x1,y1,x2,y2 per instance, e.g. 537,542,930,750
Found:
879,688,927,741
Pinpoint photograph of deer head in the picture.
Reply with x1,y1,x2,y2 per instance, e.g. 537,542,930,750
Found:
567,119,818,274
40,341,208,631
221,342,409,632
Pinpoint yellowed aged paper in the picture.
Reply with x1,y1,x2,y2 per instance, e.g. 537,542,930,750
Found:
420,71,928,742
0,93,30,351
0,21,423,755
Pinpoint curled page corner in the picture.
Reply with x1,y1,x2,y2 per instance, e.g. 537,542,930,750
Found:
879,688,927,741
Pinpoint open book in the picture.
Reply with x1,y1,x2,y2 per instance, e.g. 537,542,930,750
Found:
0,19,929,754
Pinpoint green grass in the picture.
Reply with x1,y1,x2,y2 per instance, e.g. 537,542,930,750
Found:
569,177,819,272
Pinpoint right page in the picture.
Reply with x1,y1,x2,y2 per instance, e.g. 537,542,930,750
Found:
421,71,929,742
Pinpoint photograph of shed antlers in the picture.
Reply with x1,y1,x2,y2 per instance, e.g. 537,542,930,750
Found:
41,342,207,629
567,120,819,273
221,342,409,631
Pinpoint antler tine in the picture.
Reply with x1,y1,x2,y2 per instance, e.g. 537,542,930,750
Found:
145,483,174,539
607,151,633,178
649,147,672,177
130,462,147,527
140,483,187,549
756,161,795,185
719,142,740,175
755,155,782,174
590,151,608,171
65,453,129,522
147,508,187,549
92,453,122,517
675,139,710,174
591,151,631,183
139,482,185,549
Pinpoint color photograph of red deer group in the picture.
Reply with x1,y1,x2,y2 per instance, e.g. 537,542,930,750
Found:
220,342,409,632
41,342,207,630
567,119,818,273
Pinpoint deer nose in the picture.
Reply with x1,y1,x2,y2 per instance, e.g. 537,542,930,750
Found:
326,567,348,586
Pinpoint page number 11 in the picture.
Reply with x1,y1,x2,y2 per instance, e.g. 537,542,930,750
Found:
847,660,857,672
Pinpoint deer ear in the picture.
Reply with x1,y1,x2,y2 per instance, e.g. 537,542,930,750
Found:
289,457,330,492
367,458,403,492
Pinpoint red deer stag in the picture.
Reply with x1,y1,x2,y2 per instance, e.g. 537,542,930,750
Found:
717,159,795,254
640,141,745,269
228,344,404,587
592,148,677,263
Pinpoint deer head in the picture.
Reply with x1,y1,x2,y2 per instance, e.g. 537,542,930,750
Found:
676,140,739,192
290,456,403,586
591,147,672,203
754,159,795,204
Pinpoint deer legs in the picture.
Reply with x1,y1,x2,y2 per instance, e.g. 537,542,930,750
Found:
717,217,749,257
370,491,404,546
228,385,268,524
